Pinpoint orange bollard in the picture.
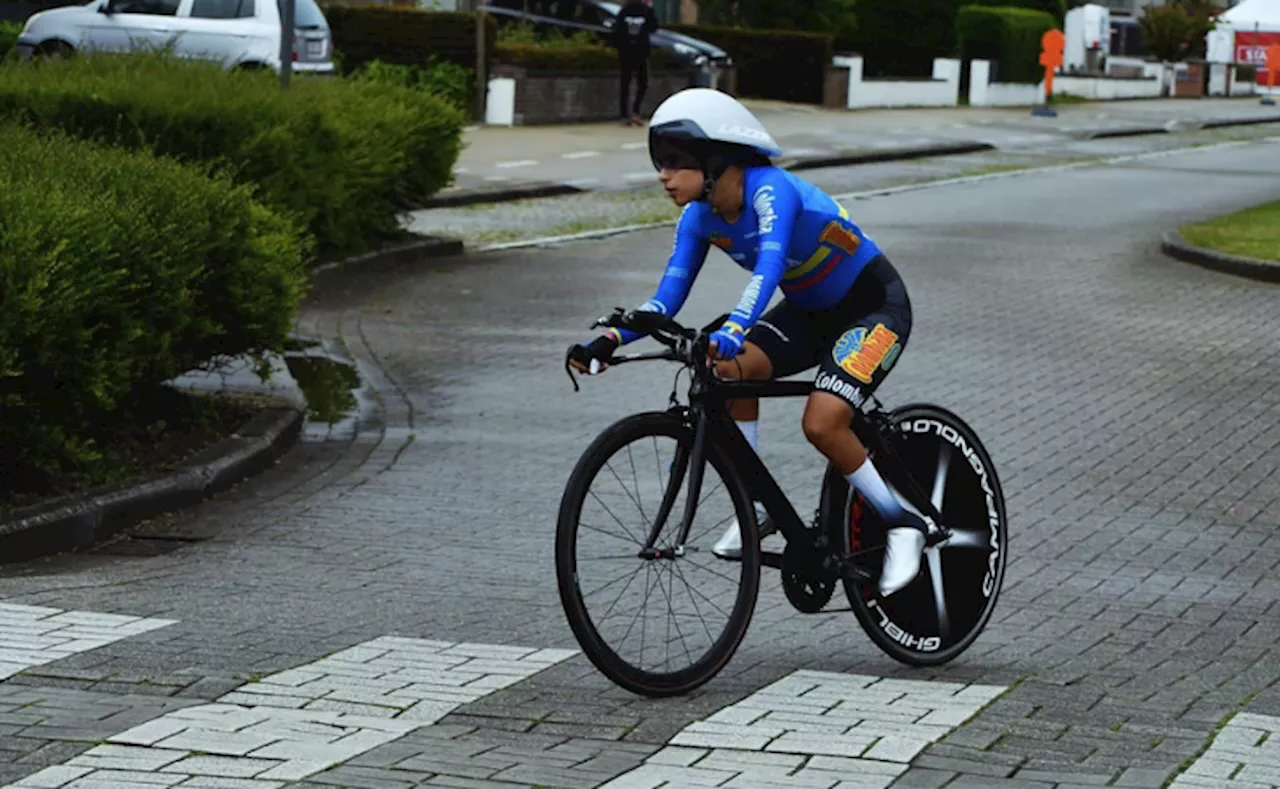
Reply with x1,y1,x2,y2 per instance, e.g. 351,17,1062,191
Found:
1264,44,1280,105
1034,29,1065,117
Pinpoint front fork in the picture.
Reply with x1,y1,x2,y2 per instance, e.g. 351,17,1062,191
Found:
637,406,704,559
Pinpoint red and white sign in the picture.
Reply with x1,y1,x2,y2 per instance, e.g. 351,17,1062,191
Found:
1236,31,1280,83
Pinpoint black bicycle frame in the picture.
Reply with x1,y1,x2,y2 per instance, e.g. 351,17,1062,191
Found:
648,376,949,563
567,309,947,564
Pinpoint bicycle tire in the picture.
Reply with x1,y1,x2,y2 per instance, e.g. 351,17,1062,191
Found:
831,403,1008,667
555,410,762,697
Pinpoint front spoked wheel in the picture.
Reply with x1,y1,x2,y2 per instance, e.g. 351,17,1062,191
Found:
556,410,761,697
842,403,1008,666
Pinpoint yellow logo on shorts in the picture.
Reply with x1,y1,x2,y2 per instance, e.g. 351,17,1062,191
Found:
832,323,899,384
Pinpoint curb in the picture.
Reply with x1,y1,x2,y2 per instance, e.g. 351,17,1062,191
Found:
1080,113,1280,140
0,405,303,564
1081,124,1169,140
309,234,464,276
0,234,458,563
781,141,996,171
1160,231,1280,283
1201,114,1280,129
420,182,586,209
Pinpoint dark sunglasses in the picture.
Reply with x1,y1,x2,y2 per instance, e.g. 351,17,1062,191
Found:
649,138,703,172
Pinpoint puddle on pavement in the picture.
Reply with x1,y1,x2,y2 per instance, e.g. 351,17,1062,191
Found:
284,355,360,424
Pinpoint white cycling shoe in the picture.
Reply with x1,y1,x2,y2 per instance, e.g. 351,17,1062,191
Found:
712,502,772,559
879,526,927,597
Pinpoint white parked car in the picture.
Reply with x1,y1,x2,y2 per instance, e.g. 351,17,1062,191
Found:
15,0,336,75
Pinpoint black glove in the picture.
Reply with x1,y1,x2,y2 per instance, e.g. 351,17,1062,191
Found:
568,334,619,367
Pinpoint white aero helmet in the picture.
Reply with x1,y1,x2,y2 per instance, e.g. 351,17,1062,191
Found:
647,88,782,191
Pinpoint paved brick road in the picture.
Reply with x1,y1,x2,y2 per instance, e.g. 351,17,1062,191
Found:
0,139,1278,789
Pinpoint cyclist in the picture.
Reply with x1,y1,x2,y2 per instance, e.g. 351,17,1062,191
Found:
567,87,930,597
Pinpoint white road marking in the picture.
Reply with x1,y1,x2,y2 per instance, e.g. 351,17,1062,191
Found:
624,172,656,182
600,670,1008,788
482,175,513,182
563,150,600,159
0,603,175,681
3,637,577,788
620,141,646,150
1169,712,1280,787
495,160,538,168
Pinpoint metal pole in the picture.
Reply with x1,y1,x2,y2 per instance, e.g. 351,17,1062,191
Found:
474,0,487,122
279,0,295,88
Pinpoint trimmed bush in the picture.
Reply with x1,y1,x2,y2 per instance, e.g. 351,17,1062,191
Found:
958,5,1057,84
293,74,464,213
0,21,20,61
495,40,615,71
844,0,1058,78
0,121,307,492
0,51,465,257
971,0,1066,24
323,4,495,74
845,0,966,77
350,57,472,114
665,25,834,104
490,42,682,73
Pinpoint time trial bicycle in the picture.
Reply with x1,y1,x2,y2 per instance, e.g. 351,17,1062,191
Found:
556,308,1007,698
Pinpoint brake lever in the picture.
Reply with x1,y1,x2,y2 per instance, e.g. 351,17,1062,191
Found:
564,354,580,392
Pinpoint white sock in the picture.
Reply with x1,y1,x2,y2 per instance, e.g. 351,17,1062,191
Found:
845,459,906,522
735,420,767,524
736,420,760,453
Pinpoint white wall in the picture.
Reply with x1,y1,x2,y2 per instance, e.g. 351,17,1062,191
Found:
1053,74,1162,99
968,60,1043,107
832,55,961,109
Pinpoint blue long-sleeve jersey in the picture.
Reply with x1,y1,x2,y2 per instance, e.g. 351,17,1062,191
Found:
604,166,883,347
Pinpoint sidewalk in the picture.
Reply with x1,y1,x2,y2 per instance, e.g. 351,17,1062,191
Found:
429,96,1280,207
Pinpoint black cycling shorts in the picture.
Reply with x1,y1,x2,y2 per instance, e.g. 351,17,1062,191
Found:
741,254,912,409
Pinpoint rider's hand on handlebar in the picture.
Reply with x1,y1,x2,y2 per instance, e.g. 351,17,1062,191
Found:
568,335,618,375
707,326,744,362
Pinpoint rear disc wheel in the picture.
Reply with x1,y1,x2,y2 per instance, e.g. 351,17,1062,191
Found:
842,404,1008,666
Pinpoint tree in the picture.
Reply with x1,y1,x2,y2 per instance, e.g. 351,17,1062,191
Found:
1138,0,1218,62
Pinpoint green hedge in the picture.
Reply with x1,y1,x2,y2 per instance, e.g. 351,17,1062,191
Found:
0,121,307,491
323,4,495,74
666,24,834,104
0,52,465,257
971,0,1066,24
493,40,684,72
845,0,966,77
845,0,1060,78
958,5,1057,84
0,21,19,61
349,57,472,114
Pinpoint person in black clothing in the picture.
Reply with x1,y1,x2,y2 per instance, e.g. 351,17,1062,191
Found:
612,0,658,126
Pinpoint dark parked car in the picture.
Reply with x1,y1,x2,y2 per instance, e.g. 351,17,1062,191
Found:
481,0,731,69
